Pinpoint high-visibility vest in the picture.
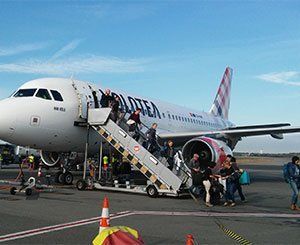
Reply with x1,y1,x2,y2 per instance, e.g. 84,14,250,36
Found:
28,156,34,163
111,157,117,164
0,154,3,161
103,156,109,170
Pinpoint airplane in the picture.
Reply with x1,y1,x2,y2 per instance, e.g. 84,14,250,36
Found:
1,67,300,183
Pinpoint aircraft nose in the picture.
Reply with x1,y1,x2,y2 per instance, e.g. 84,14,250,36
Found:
0,99,17,141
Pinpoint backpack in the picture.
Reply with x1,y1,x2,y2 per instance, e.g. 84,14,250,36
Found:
283,163,290,183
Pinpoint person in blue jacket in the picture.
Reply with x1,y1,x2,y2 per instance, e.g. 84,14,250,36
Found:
287,156,300,210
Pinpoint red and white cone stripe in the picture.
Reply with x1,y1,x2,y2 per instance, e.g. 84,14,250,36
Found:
99,196,110,234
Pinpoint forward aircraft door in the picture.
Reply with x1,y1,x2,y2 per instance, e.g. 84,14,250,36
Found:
72,80,94,119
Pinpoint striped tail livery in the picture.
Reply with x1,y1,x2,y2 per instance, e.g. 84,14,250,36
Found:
209,67,233,120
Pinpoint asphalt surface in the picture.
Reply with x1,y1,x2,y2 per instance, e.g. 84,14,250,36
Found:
0,161,299,245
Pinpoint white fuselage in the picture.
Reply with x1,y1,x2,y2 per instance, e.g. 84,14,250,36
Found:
0,78,234,153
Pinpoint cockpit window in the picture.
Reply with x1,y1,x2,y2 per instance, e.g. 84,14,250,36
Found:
14,89,37,97
36,89,52,100
50,90,64,102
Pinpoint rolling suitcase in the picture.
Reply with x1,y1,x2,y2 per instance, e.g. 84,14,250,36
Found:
239,170,250,185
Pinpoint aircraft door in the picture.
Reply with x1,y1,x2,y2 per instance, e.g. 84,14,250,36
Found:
72,80,93,119
166,110,172,128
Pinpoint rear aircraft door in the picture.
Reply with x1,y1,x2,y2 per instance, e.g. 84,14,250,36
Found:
72,80,94,119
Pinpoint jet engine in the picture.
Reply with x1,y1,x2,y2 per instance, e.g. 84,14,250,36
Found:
40,151,61,167
182,137,232,171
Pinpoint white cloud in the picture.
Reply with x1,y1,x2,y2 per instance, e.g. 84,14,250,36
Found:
257,71,300,86
51,39,83,60
0,42,49,57
0,55,149,75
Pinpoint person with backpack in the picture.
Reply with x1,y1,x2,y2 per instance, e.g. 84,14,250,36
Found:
230,157,246,202
162,140,176,171
285,156,300,210
145,123,159,154
110,95,120,123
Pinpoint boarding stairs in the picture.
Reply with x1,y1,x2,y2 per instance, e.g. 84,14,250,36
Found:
87,108,192,195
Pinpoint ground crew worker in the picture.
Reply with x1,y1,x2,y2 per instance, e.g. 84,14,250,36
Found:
102,155,110,180
103,155,109,170
28,154,35,171
88,159,97,180
111,154,119,177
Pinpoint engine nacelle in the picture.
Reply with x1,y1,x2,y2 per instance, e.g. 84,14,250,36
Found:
182,137,232,171
40,151,61,167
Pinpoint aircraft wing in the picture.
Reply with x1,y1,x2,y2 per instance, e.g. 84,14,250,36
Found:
158,125,300,144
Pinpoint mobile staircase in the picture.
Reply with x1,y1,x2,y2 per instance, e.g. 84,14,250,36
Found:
77,108,192,197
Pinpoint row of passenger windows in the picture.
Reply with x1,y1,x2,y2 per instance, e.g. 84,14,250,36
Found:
161,112,221,127
14,89,64,102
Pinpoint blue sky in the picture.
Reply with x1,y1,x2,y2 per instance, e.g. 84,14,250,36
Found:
1,1,300,153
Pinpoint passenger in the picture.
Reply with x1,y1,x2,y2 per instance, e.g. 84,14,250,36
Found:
230,157,246,202
287,156,300,210
110,95,120,123
100,89,113,108
189,154,214,207
145,123,159,154
222,160,239,207
162,140,176,171
127,108,142,141
189,153,201,196
200,164,214,207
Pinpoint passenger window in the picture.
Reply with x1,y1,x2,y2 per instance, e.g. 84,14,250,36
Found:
14,89,37,97
36,89,52,100
51,90,64,102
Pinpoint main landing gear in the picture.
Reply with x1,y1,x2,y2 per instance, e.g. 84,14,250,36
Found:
54,169,74,185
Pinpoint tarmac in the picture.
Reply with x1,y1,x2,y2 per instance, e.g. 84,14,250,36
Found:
0,160,299,245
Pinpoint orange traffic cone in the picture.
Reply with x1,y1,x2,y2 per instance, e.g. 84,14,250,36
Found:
186,234,195,245
99,196,110,234
37,166,42,177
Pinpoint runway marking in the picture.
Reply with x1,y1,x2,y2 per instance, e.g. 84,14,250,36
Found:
132,210,300,218
1,210,299,243
0,211,133,243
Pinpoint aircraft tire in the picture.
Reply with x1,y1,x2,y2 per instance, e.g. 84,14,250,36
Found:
55,171,64,184
25,188,32,196
76,179,87,191
63,172,73,185
10,187,17,195
146,185,158,198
